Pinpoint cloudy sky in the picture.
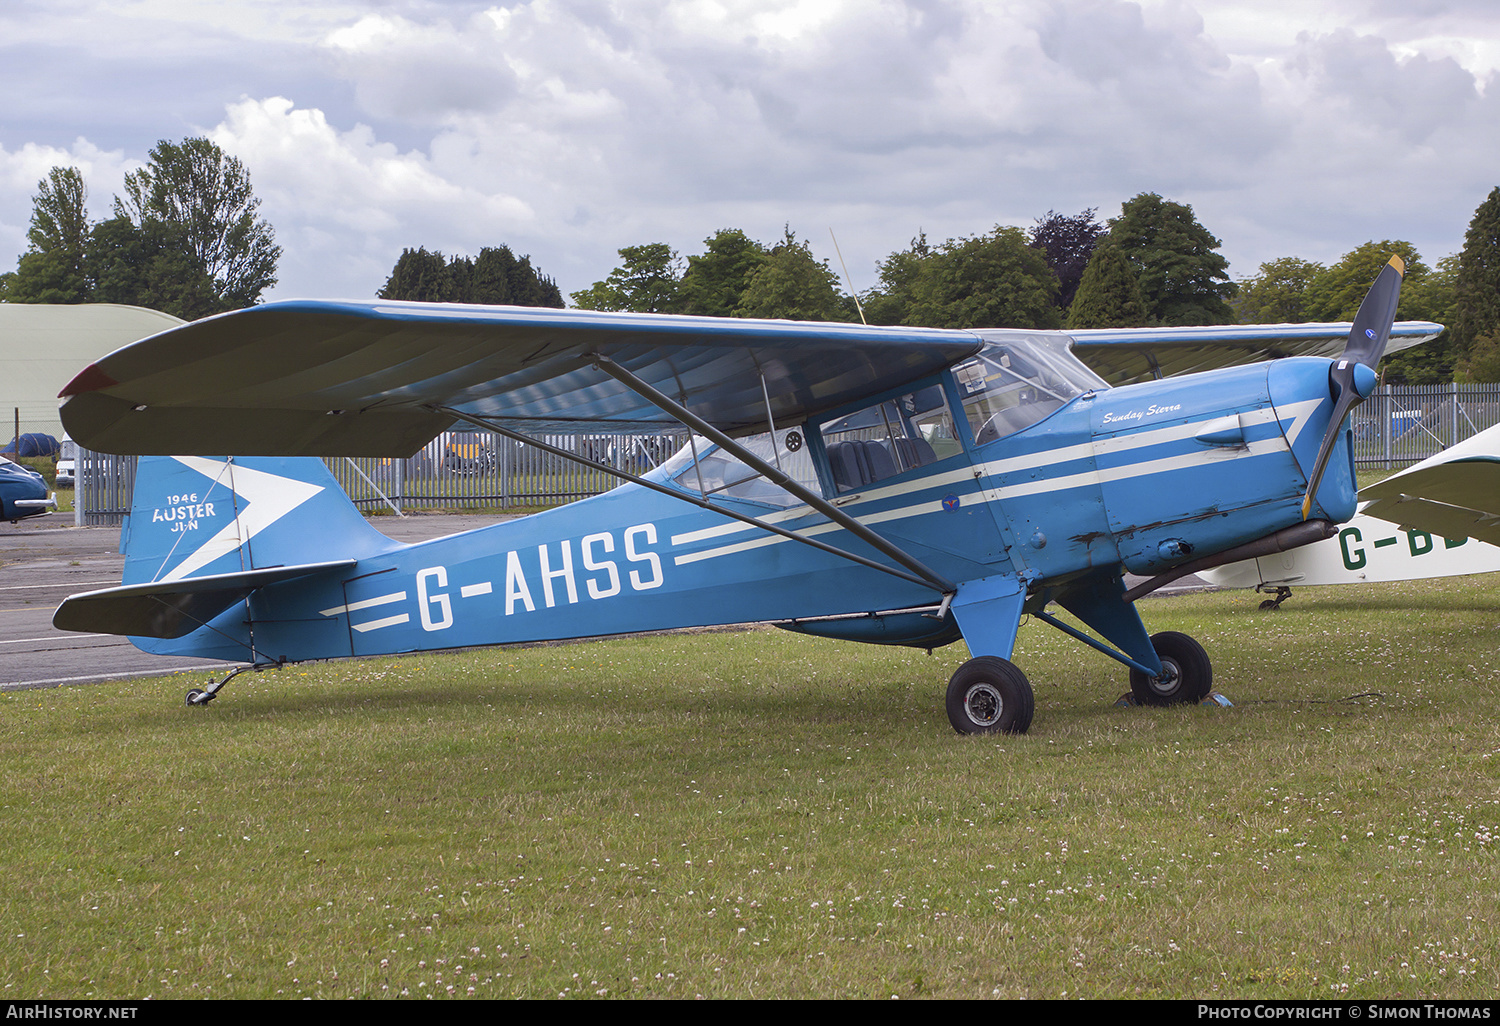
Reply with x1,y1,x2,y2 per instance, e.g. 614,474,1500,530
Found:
2,0,1497,304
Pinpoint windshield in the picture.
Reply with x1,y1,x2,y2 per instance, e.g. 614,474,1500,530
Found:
954,333,1106,444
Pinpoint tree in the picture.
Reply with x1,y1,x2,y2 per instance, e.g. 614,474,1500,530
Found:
87,215,221,320
379,247,457,303
899,226,1062,330
734,228,850,322
1066,244,1150,329
468,246,563,307
1029,209,1106,312
378,245,564,307
1234,257,1326,324
7,168,91,304
1452,186,1500,380
1107,193,1235,325
571,243,681,312
676,229,767,317
117,137,280,310
861,231,931,326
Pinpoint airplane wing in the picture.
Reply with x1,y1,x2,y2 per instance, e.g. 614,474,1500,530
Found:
52,559,356,639
1069,321,1443,387
58,301,983,457
1359,422,1500,546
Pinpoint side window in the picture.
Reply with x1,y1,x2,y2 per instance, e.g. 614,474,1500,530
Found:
665,429,818,507
820,385,957,493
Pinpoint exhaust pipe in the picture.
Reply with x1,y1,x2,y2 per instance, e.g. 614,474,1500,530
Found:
1122,519,1337,603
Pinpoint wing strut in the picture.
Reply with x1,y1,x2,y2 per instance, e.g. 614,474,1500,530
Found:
433,406,948,593
590,355,957,594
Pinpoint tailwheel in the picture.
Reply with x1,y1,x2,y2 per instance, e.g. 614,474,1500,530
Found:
1129,631,1212,706
946,656,1034,735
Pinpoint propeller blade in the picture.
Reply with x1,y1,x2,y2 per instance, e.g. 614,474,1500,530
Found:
1344,255,1405,368
1299,255,1405,519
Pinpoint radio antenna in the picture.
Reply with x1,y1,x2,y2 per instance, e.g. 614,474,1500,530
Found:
828,228,867,325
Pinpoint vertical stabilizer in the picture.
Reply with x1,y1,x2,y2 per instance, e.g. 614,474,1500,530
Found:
122,456,398,586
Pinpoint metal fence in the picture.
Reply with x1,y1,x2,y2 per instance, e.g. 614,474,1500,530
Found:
1349,383,1500,469
73,384,1500,525
75,429,688,526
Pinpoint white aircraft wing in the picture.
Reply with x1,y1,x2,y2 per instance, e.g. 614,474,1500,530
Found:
1358,422,1500,546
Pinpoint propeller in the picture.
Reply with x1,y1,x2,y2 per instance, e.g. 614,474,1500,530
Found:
1299,254,1405,520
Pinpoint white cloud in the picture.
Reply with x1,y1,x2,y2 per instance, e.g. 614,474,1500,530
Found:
2,0,1497,300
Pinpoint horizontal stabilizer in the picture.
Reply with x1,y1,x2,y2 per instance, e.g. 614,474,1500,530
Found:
54,559,355,639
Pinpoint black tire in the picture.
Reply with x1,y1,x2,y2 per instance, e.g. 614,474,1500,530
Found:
946,656,1034,735
1129,631,1212,706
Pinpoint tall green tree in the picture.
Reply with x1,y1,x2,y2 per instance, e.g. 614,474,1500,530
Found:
1107,193,1235,325
1029,208,1106,312
87,215,221,319
571,243,681,313
1453,187,1500,382
379,245,563,307
734,228,850,322
676,229,767,317
900,226,1061,330
7,168,92,304
117,137,280,310
1234,257,1326,324
379,247,457,303
1066,244,1150,329
861,231,931,326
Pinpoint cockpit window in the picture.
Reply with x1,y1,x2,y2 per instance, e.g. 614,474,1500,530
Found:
954,334,1106,445
819,384,959,493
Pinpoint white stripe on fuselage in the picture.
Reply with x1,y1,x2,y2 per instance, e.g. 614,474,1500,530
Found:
671,400,1320,567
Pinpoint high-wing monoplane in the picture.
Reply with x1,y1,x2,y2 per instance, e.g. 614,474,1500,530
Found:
53,257,1441,734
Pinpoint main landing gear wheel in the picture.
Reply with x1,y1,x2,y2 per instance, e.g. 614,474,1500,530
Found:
1129,631,1212,706
946,656,1034,735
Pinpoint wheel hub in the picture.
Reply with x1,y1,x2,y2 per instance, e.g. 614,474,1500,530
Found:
1147,656,1181,697
964,683,1004,727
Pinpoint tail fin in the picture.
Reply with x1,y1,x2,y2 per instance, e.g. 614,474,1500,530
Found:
122,456,396,586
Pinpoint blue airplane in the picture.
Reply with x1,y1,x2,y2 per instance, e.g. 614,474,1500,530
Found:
53,257,1438,733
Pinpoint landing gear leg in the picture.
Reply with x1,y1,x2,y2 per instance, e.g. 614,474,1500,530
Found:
1128,631,1212,706
946,656,1034,735
1257,586,1293,611
185,664,260,707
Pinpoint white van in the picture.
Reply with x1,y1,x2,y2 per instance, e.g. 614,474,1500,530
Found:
55,434,78,488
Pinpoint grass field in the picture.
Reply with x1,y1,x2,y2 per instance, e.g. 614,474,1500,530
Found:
2,574,1497,999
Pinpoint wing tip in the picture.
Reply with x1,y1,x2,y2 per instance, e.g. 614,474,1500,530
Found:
58,363,118,398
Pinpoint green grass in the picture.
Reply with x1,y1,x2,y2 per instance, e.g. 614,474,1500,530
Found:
2,575,1498,999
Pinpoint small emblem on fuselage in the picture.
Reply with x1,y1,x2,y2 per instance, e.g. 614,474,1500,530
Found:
942,494,961,511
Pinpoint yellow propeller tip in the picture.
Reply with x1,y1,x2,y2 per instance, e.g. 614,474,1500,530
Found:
1388,254,1406,276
